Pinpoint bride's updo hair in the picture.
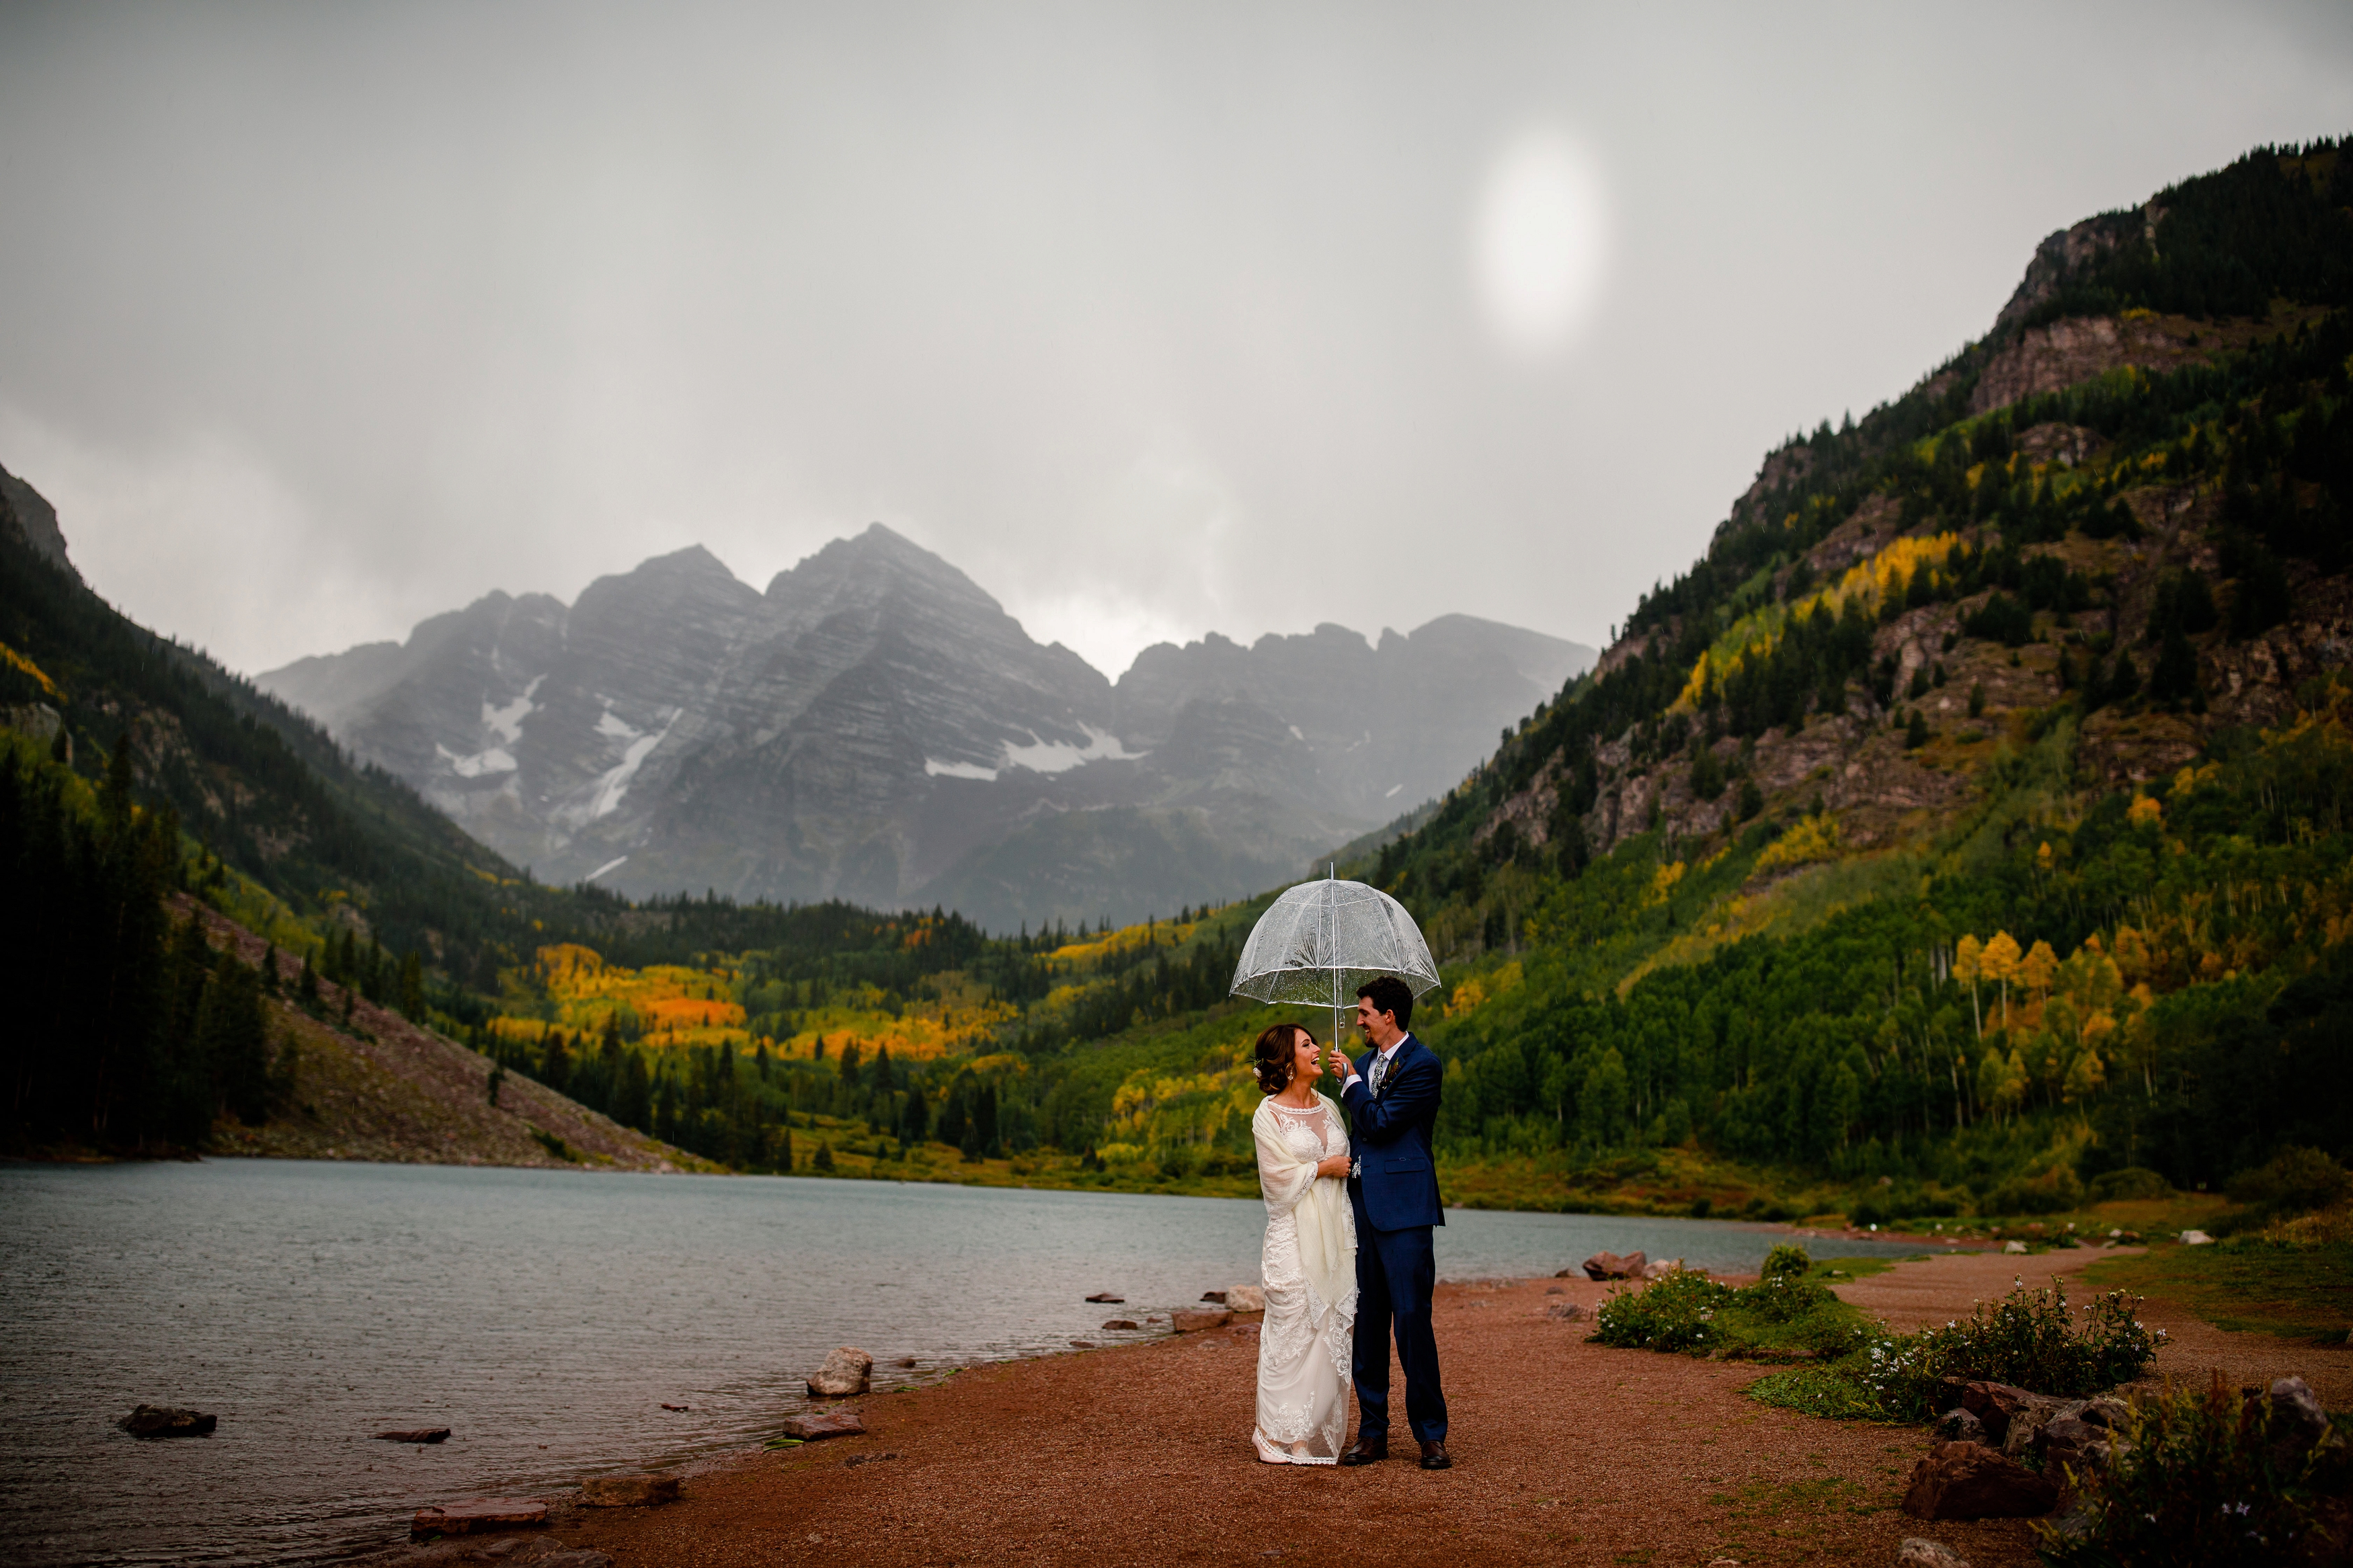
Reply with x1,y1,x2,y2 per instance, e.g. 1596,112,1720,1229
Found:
1253,1024,1306,1095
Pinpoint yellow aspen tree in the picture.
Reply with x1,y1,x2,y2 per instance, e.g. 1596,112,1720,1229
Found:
2022,939,2059,999
1954,934,1985,1038
1981,931,2023,1027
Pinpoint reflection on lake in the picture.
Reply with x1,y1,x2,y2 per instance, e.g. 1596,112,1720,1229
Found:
0,1159,1925,1564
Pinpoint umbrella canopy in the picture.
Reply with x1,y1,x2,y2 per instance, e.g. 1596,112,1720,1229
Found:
1229,871,1441,1018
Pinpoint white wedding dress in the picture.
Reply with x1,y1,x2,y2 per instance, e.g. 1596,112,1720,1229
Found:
1250,1095,1357,1464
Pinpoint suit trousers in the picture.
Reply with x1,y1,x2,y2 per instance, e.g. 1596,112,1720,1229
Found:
1351,1221,1447,1444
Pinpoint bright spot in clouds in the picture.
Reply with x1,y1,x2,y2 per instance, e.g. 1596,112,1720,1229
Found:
1472,127,1611,356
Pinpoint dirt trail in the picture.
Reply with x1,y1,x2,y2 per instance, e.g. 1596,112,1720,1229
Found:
368,1247,2348,1568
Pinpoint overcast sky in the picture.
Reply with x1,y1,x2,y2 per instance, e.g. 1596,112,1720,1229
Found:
2,3,2348,680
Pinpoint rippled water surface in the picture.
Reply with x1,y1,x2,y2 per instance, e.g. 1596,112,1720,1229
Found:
1,1159,1925,1564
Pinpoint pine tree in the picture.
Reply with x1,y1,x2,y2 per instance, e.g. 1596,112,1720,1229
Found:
541,1030,571,1096
397,951,425,1020
200,953,272,1127
1905,708,1931,749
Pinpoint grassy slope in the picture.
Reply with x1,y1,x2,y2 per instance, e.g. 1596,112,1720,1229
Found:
2085,1240,2353,1343
183,899,706,1173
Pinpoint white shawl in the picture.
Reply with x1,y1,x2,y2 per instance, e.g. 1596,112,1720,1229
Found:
1252,1095,1355,1319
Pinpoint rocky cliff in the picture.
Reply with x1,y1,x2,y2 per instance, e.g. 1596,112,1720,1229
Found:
260,526,1590,928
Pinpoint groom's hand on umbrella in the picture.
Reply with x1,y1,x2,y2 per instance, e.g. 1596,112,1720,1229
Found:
1326,1042,1352,1080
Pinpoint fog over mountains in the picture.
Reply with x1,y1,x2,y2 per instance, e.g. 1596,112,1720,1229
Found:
258,526,1589,930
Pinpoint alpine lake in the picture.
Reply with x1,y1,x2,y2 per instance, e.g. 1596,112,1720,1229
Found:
0,1159,1928,1564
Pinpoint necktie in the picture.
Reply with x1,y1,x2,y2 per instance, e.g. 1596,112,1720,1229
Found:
1370,1052,1388,1094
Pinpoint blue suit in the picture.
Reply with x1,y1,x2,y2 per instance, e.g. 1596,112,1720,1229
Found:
1340,1032,1447,1446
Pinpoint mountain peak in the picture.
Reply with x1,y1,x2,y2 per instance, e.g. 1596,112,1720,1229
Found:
764,520,1002,616
0,464,79,583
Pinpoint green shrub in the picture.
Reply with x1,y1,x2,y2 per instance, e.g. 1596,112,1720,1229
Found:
1747,1366,1892,1421
2038,1376,2350,1566
1591,1253,1870,1362
1985,1163,2085,1215
1856,1282,2165,1418
1591,1269,1734,1354
2089,1166,2173,1202
1761,1242,1812,1280
2219,1147,2352,1236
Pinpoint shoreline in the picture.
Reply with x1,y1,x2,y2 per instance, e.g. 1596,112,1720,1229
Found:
355,1244,2351,1568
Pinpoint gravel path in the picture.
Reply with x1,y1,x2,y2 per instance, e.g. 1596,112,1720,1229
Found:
377,1246,2349,1567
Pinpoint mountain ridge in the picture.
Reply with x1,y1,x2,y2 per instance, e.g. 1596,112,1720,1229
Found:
255,523,1591,926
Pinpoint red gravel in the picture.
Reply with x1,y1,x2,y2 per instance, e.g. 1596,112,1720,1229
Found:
534,1279,2020,1566
378,1247,2350,1567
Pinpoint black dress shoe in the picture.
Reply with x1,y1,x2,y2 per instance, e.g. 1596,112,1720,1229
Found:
1419,1439,1452,1470
1338,1434,1387,1465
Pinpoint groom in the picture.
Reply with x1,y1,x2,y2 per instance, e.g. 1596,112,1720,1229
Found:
1328,975,1451,1470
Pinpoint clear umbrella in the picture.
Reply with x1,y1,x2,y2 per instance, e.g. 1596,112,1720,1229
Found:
1229,866,1441,1048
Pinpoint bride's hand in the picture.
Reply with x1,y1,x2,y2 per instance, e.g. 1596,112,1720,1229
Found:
1315,1153,1351,1180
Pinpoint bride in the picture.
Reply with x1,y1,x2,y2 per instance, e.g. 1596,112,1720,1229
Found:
1248,1022,1357,1464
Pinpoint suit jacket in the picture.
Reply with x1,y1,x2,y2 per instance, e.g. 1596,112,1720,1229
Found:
1341,1033,1445,1232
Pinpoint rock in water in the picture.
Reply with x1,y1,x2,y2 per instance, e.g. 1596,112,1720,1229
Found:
1897,1540,1972,1567
1084,1292,1124,1303
782,1408,865,1441
806,1346,873,1397
1199,1290,1228,1303
578,1473,680,1508
411,1498,549,1538
1900,1442,2057,1520
1101,1319,1139,1331
1170,1309,1232,1333
1225,1284,1266,1313
118,1405,216,1439
375,1427,451,1444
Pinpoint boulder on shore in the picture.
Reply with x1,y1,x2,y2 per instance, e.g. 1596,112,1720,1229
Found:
1928,1406,1986,1445
1901,1442,2057,1520
578,1473,680,1508
1199,1290,1228,1303
1542,1301,1587,1322
118,1405,216,1439
805,1346,873,1397
1580,1250,1647,1281
411,1498,549,1539
1958,1381,2058,1445
782,1408,865,1441
1225,1284,1266,1313
1171,1309,1232,1332
1638,1257,1683,1280
2034,1415,2112,1476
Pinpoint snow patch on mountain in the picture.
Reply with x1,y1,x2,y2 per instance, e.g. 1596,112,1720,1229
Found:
553,706,678,826
1001,724,1146,774
482,675,544,746
437,742,518,777
925,757,1000,782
